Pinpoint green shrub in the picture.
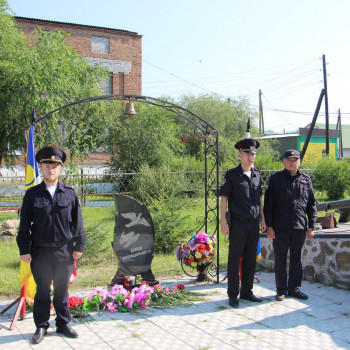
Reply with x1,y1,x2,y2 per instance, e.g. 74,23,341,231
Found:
254,154,283,170
131,163,190,205
312,157,350,200
149,196,192,254
82,223,110,260
130,164,204,254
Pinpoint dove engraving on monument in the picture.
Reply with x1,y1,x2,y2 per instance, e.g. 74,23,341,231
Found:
111,194,157,285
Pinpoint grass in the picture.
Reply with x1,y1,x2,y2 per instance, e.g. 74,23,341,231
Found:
0,199,228,299
1,190,347,299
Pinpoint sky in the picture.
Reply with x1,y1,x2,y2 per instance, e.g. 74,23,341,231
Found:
8,0,350,133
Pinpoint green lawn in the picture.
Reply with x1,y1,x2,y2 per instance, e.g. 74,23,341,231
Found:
0,200,228,299
1,190,347,299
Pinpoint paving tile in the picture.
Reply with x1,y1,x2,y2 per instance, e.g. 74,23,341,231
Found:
139,330,195,349
307,316,350,333
331,328,350,345
70,342,113,350
246,329,321,350
0,338,32,350
211,309,265,329
107,337,155,350
282,324,350,349
0,272,349,350
228,335,282,350
86,319,132,341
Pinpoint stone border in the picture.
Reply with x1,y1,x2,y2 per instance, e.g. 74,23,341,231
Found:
259,225,350,289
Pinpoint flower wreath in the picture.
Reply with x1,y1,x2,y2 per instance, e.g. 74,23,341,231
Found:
176,231,216,269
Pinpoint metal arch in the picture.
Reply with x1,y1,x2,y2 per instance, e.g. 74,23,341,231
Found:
26,94,220,283
26,94,217,134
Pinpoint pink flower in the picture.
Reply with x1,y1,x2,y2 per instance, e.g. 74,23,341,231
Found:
107,302,117,313
124,298,134,309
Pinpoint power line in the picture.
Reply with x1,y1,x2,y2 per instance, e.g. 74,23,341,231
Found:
143,59,211,93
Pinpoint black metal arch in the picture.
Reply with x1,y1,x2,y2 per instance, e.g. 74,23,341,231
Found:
27,94,220,282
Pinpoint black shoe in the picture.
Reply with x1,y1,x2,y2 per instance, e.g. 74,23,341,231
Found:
288,290,308,300
275,293,286,301
32,328,47,344
228,297,239,308
240,294,263,302
56,324,79,338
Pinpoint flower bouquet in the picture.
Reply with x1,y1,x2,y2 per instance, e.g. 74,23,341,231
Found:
68,283,207,317
83,283,153,313
176,231,216,280
68,296,90,319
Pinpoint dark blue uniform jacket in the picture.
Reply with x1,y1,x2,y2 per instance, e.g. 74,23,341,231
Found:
17,181,86,255
219,164,262,220
264,169,317,230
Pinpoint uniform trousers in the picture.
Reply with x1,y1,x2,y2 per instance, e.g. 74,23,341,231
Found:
227,216,259,298
273,228,306,294
30,243,74,329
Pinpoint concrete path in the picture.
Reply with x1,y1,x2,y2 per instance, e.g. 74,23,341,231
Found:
0,272,349,349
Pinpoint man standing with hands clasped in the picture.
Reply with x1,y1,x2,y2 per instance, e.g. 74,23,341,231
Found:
264,149,317,301
17,146,86,344
219,138,266,308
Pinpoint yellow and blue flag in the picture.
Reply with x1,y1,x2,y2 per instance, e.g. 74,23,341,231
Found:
256,237,262,262
25,125,40,191
21,117,40,303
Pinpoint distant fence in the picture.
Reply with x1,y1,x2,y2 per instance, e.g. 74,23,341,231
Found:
0,169,315,208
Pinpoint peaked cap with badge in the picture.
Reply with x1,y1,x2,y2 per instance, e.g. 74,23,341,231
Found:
234,138,260,154
35,146,67,164
283,149,300,159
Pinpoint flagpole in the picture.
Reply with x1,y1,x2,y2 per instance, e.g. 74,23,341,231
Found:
0,108,39,330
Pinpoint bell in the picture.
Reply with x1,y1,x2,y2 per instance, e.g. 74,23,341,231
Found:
123,101,137,116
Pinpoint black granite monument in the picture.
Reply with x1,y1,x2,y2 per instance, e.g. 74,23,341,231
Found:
111,194,157,286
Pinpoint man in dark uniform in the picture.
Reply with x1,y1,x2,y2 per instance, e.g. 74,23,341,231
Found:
219,138,266,308
264,149,317,301
17,146,86,344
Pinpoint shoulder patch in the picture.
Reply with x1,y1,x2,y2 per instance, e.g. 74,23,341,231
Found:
220,178,227,187
63,183,75,190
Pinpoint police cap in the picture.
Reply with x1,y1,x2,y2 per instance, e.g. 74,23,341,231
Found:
35,146,67,164
234,138,260,154
283,149,300,159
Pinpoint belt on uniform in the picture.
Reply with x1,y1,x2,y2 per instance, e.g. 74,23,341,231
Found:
34,241,69,248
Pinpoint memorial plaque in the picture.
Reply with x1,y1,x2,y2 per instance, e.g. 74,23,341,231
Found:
111,194,157,285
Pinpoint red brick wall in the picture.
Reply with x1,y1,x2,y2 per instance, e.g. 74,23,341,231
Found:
15,17,142,95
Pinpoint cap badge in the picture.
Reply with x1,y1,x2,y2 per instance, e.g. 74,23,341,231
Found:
250,146,254,150
291,151,294,155
51,156,55,160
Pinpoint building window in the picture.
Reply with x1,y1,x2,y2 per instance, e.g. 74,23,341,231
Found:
92,36,110,54
101,73,113,94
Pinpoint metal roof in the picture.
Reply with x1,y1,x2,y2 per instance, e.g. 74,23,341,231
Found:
14,16,140,36
316,123,350,148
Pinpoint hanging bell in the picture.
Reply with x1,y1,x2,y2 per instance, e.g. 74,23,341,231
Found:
123,101,137,116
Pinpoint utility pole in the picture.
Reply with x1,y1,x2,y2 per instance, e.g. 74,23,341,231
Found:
300,89,325,162
336,109,343,159
259,90,264,134
322,54,330,155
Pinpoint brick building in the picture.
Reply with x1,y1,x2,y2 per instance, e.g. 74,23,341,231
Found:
3,17,143,176
15,16,142,95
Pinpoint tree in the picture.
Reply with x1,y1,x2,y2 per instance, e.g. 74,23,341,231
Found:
177,93,278,167
312,157,350,200
0,1,109,167
109,103,183,172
